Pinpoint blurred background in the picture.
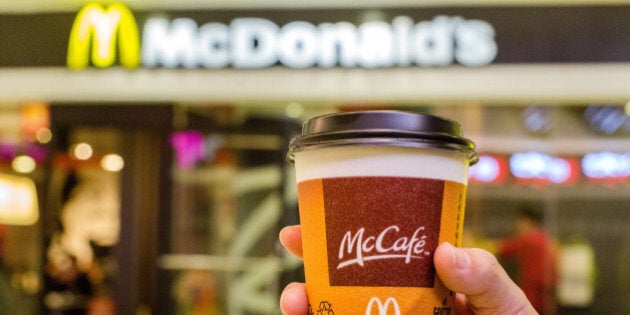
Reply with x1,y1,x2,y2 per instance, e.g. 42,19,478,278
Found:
0,0,629,314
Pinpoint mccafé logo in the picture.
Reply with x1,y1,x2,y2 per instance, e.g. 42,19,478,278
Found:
324,177,444,288
68,3,498,70
337,225,429,269
365,297,401,315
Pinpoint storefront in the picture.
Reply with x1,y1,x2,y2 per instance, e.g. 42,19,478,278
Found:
1,1,629,314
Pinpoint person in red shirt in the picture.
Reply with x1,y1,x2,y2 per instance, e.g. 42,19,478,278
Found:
498,205,558,315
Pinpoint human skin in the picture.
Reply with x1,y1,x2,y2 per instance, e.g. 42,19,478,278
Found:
279,225,537,315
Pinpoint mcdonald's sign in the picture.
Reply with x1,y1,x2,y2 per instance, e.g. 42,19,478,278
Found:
66,3,497,70
67,3,140,70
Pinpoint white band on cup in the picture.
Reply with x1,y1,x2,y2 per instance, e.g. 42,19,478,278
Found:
295,146,470,184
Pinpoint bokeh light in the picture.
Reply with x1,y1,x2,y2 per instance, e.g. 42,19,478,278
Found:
101,154,124,172
72,142,93,160
35,128,52,144
12,155,36,174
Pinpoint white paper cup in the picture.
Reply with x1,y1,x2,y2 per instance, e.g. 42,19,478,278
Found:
288,110,477,315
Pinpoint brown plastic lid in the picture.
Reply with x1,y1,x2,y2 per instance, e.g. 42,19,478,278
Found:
287,110,477,164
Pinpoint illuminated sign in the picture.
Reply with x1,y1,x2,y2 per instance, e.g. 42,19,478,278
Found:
469,151,630,185
169,131,207,168
582,152,630,179
142,15,497,69
510,152,580,184
68,3,497,69
469,154,509,184
67,3,140,70
0,174,39,225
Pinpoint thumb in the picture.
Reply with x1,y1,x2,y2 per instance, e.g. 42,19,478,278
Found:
434,242,537,315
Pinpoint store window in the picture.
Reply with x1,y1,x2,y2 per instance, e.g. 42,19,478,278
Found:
159,108,302,314
45,105,173,314
43,128,122,315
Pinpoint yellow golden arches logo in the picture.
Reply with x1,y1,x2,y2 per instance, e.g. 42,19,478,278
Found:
365,297,401,315
67,3,140,70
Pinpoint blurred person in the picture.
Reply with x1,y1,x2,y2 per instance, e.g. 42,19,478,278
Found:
279,225,537,315
45,168,120,315
56,169,121,271
497,205,558,315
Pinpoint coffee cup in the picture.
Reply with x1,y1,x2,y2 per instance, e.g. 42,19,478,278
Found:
287,110,477,315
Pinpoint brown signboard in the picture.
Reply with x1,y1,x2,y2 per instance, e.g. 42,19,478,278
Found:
1,6,628,68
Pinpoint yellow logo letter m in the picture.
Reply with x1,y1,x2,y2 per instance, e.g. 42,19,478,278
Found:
67,3,140,70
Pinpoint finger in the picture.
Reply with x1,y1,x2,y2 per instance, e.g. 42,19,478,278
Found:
280,282,308,315
279,225,303,259
453,293,474,315
434,242,537,315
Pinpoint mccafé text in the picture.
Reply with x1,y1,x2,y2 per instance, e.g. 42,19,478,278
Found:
337,225,429,269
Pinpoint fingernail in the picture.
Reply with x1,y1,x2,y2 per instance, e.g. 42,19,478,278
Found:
280,282,302,315
279,283,292,314
278,227,288,242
